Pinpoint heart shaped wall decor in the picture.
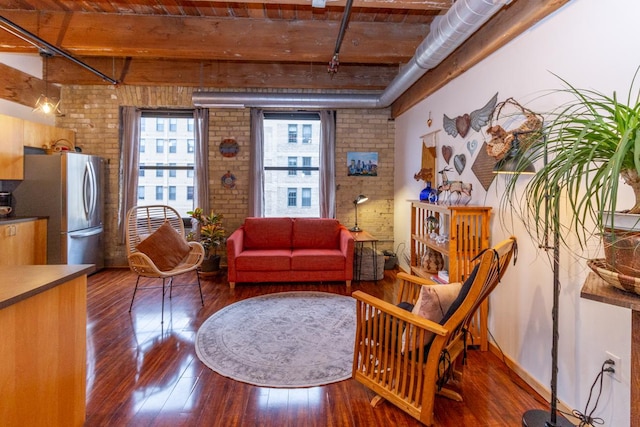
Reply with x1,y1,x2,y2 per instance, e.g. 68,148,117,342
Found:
454,154,466,174
456,114,471,138
441,145,453,164
467,139,478,156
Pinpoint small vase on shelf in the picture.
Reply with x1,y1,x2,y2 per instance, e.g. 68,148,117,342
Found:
419,182,438,204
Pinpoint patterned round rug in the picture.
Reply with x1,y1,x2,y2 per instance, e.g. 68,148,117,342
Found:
195,291,356,388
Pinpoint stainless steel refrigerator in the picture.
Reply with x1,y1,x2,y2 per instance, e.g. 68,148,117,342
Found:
13,152,105,273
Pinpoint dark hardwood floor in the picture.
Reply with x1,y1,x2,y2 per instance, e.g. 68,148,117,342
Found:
85,268,549,426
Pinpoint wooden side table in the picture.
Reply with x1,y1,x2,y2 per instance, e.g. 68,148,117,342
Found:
350,230,379,281
581,272,640,427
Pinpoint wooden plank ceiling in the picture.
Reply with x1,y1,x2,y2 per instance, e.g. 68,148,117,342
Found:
0,0,570,114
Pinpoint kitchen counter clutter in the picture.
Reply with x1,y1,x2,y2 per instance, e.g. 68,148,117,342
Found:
0,264,92,427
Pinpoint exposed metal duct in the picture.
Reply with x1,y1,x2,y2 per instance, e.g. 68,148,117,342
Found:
193,0,510,109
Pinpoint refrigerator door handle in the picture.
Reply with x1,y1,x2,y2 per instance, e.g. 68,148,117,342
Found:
82,161,97,220
70,226,103,238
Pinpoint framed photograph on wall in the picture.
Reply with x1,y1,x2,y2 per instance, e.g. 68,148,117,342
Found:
347,151,378,176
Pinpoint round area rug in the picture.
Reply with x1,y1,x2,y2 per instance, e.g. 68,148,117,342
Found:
195,291,356,388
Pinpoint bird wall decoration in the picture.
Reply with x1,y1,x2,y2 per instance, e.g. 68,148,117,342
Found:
443,92,498,138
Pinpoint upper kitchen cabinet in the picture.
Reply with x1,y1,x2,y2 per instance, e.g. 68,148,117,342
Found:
23,120,75,149
0,115,24,180
0,113,76,180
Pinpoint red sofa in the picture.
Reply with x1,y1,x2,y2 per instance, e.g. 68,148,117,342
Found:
226,217,355,289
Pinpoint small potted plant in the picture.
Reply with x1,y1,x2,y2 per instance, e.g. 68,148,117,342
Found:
187,208,226,272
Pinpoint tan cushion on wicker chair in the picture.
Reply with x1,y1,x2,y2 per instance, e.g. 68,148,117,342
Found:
135,221,191,271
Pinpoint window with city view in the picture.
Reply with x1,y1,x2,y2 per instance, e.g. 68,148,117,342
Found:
263,112,321,217
137,111,195,216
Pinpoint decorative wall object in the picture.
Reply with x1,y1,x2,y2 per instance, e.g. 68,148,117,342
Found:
484,97,543,160
347,152,378,176
442,92,498,138
219,138,240,158
467,139,478,156
453,154,466,174
441,145,453,164
471,142,498,191
419,130,438,175
221,171,236,189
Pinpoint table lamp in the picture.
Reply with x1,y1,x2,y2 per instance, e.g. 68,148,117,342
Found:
350,194,369,232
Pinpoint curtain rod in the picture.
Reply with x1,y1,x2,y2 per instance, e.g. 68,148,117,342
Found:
0,15,118,85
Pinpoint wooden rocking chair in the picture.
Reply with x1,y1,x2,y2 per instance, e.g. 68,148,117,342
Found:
352,237,517,426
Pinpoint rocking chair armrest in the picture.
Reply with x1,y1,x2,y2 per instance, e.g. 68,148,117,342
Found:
352,290,448,337
396,271,441,287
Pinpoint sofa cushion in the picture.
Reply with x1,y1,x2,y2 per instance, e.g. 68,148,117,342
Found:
235,249,291,271
243,217,293,250
291,249,345,271
135,221,191,271
292,218,341,249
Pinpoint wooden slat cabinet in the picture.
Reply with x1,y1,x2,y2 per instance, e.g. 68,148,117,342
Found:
0,219,47,265
409,201,491,349
0,115,24,180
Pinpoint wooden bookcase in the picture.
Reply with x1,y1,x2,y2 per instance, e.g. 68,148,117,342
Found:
409,200,491,349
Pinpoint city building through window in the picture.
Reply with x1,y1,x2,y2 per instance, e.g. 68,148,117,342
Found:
263,112,321,217
138,111,196,215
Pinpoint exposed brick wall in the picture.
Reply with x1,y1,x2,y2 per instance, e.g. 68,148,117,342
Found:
57,85,395,267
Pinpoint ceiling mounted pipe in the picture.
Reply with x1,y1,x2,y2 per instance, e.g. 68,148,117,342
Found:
328,0,355,75
193,0,510,109
0,16,118,85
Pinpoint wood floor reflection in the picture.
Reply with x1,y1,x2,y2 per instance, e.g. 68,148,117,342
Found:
85,268,549,426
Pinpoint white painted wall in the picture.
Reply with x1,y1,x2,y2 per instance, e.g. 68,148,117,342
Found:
0,52,54,125
394,0,637,425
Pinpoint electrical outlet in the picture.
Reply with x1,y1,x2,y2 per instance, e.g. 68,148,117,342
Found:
605,351,622,382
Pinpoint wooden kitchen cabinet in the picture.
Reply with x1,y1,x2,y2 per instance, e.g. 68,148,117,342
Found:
0,113,76,181
0,218,47,265
0,115,24,179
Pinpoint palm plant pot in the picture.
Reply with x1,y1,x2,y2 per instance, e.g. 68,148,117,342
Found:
200,255,221,272
603,229,640,278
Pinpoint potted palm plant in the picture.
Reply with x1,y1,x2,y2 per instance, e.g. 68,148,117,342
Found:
187,208,226,272
501,69,640,279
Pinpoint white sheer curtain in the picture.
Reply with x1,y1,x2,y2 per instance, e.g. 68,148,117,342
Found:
250,108,335,218
319,110,336,218
118,106,141,243
194,107,210,213
249,108,264,217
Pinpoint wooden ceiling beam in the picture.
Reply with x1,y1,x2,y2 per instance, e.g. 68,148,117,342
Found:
0,62,60,108
185,0,452,11
0,11,429,64
391,0,572,117
46,56,398,89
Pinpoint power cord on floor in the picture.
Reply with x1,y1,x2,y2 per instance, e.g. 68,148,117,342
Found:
567,360,611,426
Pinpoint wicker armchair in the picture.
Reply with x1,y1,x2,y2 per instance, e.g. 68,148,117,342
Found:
125,205,205,321
352,237,517,426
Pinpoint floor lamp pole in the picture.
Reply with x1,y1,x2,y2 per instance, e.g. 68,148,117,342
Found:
522,144,572,427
